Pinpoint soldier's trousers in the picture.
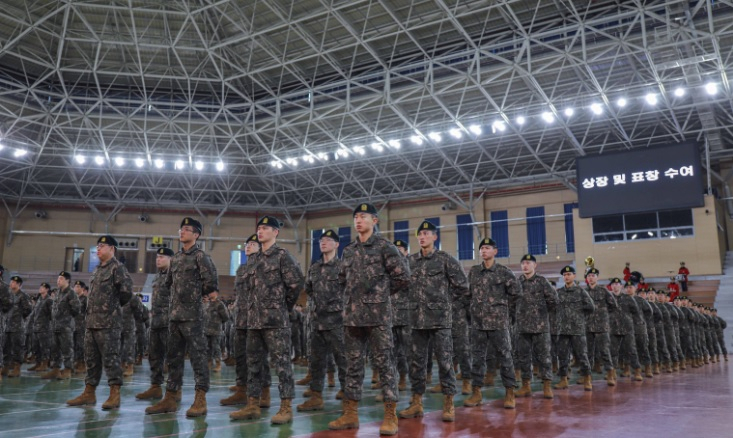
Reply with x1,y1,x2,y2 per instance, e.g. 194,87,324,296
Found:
392,325,411,376
206,334,222,360
343,325,397,402
471,328,515,388
611,333,640,369
74,330,85,363
556,334,591,377
52,327,74,369
166,320,210,392
673,325,684,361
718,332,728,355
706,330,719,355
234,329,271,388
0,331,5,368
451,315,471,378
634,326,651,366
327,352,336,373
646,325,659,364
586,331,613,371
148,327,168,385
35,331,51,362
3,331,25,365
85,327,123,387
247,328,293,399
518,332,552,381
291,325,302,359
310,327,347,392
656,323,672,364
409,328,455,395
136,325,148,358
120,326,136,364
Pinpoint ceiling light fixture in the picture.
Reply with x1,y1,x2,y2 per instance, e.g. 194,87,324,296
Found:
134,158,145,168
94,156,105,165
428,132,442,142
154,159,164,169
410,135,423,145
194,160,204,170
74,155,86,164
174,160,185,170
617,98,627,107
674,87,685,97
542,112,554,123
705,82,718,95
590,103,603,115
516,116,526,125
645,93,657,105
449,128,462,139
114,157,125,167
564,108,574,117
469,124,482,135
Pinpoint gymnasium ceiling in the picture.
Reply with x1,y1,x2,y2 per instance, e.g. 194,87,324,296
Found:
2,0,733,219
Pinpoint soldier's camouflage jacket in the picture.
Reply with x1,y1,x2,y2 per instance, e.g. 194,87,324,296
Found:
233,258,253,329
33,294,54,332
122,293,145,330
53,285,80,332
165,244,218,322
5,288,33,332
74,294,87,332
305,256,344,331
555,284,595,336
609,293,638,335
631,295,652,329
585,285,618,333
150,269,171,330
516,273,557,334
467,262,520,331
87,256,133,329
204,298,229,335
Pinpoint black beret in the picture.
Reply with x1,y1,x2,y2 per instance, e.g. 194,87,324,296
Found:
58,271,71,280
10,275,22,284
629,270,644,283
521,254,536,263
40,282,51,289
245,234,259,244
97,235,119,247
479,237,497,249
416,220,438,236
625,280,636,287
561,266,575,274
586,267,599,276
180,217,203,234
157,247,175,257
609,277,622,284
321,229,340,242
257,215,281,229
394,239,408,249
74,280,84,287
353,203,378,216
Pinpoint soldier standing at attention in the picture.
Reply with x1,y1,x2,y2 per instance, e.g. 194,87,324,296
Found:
391,239,412,394
73,281,88,374
4,276,33,378
67,235,133,409
553,266,595,391
297,229,348,411
463,238,521,410
135,294,150,365
204,290,229,372
42,272,80,380
711,309,728,362
584,268,618,385
397,220,468,422
627,273,653,379
31,283,54,372
327,203,410,435
0,265,12,382
515,254,558,400
608,278,641,383
145,218,218,417
234,216,304,425
136,247,174,400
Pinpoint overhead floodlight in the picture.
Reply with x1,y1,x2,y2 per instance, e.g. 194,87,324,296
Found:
705,82,718,95
370,143,384,153
449,128,462,139
410,135,423,145
287,157,299,166
275,162,283,169
492,121,506,132
216,161,225,171
134,158,145,168
114,157,125,167
74,155,86,164
0,143,4,150
353,146,366,155
174,160,185,170
516,116,526,125
388,139,401,149
674,87,685,97
541,112,554,123
469,124,482,135
590,103,603,115
94,156,105,165
154,159,164,169
645,93,657,105
336,148,350,158
428,132,442,142
317,152,329,160
194,160,204,170
564,108,574,117
617,97,627,107
270,160,279,167
13,148,28,158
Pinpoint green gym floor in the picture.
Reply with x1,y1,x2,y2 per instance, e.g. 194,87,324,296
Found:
0,360,731,437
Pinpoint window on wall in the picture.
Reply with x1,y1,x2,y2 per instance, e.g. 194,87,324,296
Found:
311,229,324,264
526,206,547,255
338,227,351,258
457,214,475,260
564,203,578,253
592,209,694,243
490,210,510,258
393,220,409,246
426,217,441,250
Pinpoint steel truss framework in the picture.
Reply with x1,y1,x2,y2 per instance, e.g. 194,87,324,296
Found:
1,0,733,218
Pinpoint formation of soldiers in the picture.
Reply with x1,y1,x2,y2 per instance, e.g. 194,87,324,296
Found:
0,204,728,436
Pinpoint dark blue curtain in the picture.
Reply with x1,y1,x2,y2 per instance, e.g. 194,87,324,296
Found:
526,206,546,255
394,220,409,246
426,217,441,249
338,226,351,258
564,203,578,253
311,229,323,264
490,211,510,258
457,214,474,260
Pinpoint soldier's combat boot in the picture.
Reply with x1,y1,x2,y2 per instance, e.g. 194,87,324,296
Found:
213,359,221,373
259,385,271,408
380,401,398,435
371,368,379,384
463,386,483,407
41,367,60,380
297,391,324,411
35,360,49,372
122,364,134,377
653,363,661,375
712,355,718,363
135,355,143,366
271,399,293,424
455,372,462,380
136,384,163,400
29,361,40,371
145,390,180,414
583,374,593,391
102,385,121,410
676,361,683,371
633,368,643,382
666,362,674,373
725,354,729,362
230,397,261,420
554,376,569,390
504,387,516,409
644,364,653,378
335,389,344,400
0,367,7,376
328,371,336,388
67,384,96,406
533,364,540,377
224,356,236,366
462,379,471,395
375,393,384,403
220,387,248,406
622,364,631,377
328,399,359,430
303,388,313,397
7,363,21,378
593,362,602,374
398,393,423,418
429,383,443,393
484,370,495,386
543,380,554,399
185,389,207,417
515,369,521,383
57,367,72,380
516,379,532,397
77,362,87,374
606,368,616,387
296,371,312,386
442,394,455,422
398,372,406,391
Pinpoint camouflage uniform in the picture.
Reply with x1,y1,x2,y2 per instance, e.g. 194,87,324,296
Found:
468,262,520,388
245,244,304,400
289,308,303,359
74,294,88,365
516,273,558,381
632,296,652,367
644,299,660,366
165,243,218,393
305,255,348,392
585,285,618,372
678,305,695,361
0,279,11,370
340,234,410,402
609,293,640,369
4,287,33,366
85,257,133,387
136,307,149,359
51,286,80,370
391,269,411,380
669,304,685,363
451,294,471,379
149,268,171,386
407,249,468,395
555,284,595,378
203,298,229,361
655,302,673,365
34,295,54,363
715,314,727,356
120,294,144,365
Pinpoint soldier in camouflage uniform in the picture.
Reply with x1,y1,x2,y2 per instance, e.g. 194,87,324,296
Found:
42,272,80,380
553,266,595,391
120,292,145,377
676,296,695,367
73,281,88,374
136,247,174,400
135,294,150,365
145,218,218,418
515,254,558,399
584,268,618,384
650,290,674,373
391,239,412,395
297,229,348,412
228,216,303,425
3,276,33,378
0,265,12,381
666,294,685,370
638,288,659,377
327,203,410,436
463,237,520,409
608,278,641,382
711,309,728,361
626,274,653,378
203,291,229,372
397,220,468,422
30,283,53,372
67,235,133,410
